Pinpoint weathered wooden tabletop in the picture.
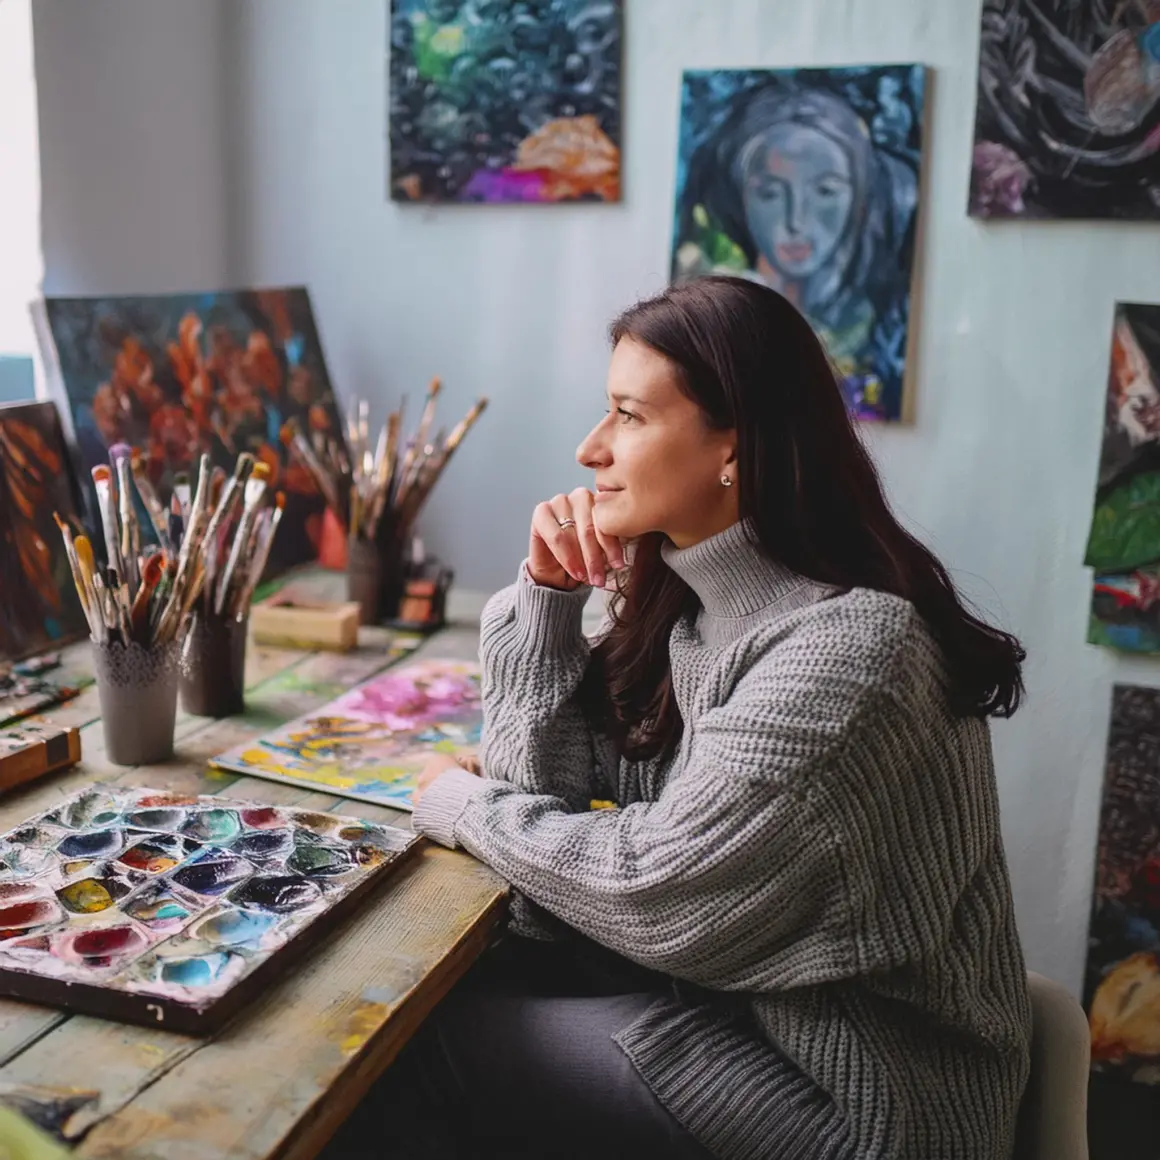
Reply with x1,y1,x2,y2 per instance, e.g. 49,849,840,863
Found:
0,582,508,1159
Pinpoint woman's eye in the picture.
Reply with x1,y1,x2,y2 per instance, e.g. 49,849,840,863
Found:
616,408,638,424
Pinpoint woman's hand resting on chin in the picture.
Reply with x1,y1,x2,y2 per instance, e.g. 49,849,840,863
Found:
528,488,625,591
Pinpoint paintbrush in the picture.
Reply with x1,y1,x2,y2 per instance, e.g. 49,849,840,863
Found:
391,399,489,536
173,472,192,520
201,452,254,594
233,492,285,617
156,454,213,642
214,462,271,615
111,445,140,593
129,450,170,550
130,551,165,641
281,420,341,512
91,465,124,579
168,495,184,556
53,512,95,636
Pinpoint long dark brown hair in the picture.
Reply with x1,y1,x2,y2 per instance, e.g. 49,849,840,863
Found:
582,276,1025,762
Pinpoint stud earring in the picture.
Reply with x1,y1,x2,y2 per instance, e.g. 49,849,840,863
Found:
720,475,733,487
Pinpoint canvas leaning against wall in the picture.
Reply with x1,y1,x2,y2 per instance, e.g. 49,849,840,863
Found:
1085,684,1160,1160
970,0,1160,220
388,0,622,204
670,65,927,423
0,402,89,662
1086,303,1160,653
35,288,345,574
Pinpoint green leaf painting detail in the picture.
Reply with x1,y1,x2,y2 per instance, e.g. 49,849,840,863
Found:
1086,471,1160,571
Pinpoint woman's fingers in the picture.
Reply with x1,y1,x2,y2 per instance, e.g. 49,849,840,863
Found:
533,497,587,584
568,489,610,588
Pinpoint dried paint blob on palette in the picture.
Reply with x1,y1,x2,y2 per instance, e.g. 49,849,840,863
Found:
0,787,417,1033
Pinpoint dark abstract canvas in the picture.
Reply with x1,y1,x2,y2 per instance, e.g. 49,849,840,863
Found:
0,786,418,1033
388,0,622,203
970,0,1160,220
1086,304,1160,652
670,66,927,422
0,403,89,661
36,288,344,573
1085,685,1160,1159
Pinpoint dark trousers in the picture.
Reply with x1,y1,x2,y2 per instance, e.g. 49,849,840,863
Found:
322,935,714,1159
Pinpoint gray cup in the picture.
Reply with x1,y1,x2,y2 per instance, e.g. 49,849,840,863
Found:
93,639,180,766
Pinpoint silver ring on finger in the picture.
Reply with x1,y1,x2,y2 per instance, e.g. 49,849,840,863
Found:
556,518,576,530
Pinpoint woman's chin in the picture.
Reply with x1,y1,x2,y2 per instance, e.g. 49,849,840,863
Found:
593,505,643,542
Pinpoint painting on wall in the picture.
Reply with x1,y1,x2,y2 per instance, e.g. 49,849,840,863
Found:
35,288,345,574
0,402,90,661
211,659,481,810
1084,684,1160,1159
0,785,418,1033
670,65,927,423
1086,304,1160,653
970,0,1160,220
388,0,622,203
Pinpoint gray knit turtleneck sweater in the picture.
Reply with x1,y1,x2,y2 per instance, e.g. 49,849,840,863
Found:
414,521,1031,1160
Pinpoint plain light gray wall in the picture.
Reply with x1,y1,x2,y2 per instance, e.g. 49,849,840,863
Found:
30,0,1160,992
32,0,235,295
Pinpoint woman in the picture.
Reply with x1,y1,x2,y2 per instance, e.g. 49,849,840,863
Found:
335,276,1031,1160
673,83,920,420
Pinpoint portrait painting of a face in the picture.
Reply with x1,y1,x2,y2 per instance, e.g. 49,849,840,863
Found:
671,66,927,423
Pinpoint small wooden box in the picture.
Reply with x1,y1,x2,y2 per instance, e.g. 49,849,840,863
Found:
0,722,81,793
250,598,361,652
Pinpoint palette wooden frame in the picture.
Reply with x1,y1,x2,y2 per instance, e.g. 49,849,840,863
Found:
0,786,419,1034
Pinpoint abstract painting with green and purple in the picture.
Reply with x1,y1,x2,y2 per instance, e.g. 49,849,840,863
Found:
670,66,927,423
388,0,622,204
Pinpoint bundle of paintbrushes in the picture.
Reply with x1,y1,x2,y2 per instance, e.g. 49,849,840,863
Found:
294,380,486,625
54,446,286,650
282,378,488,551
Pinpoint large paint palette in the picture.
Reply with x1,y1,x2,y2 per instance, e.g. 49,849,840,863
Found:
0,787,418,1033
210,659,481,810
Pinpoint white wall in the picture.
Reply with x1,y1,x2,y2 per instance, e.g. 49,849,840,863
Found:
0,0,42,362
35,0,1160,991
32,0,234,296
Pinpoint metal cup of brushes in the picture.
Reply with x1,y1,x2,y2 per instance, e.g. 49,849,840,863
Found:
177,454,285,718
283,378,487,627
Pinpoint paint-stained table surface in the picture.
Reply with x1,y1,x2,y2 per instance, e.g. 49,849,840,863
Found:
0,574,508,1159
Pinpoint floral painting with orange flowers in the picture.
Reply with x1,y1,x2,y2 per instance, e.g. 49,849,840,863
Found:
388,0,622,203
0,402,89,660
1085,684,1160,1158
39,288,344,573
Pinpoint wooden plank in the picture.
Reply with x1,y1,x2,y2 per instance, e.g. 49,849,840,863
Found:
76,846,506,1160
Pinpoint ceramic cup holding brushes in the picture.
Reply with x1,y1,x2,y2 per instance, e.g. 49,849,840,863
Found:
284,377,488,625
56,448,287,752
178,455,285,717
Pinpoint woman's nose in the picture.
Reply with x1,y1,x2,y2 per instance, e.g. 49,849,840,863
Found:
576,422,611,469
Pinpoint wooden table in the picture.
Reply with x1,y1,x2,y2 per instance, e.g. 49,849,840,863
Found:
0,586,508,1159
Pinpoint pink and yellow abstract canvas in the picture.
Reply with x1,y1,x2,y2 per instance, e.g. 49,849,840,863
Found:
210,659,481,810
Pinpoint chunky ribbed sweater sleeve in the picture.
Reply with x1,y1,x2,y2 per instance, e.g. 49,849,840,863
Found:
473,565,618,810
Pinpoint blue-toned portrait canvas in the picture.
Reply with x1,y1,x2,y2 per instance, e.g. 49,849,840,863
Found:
670,66,928,423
